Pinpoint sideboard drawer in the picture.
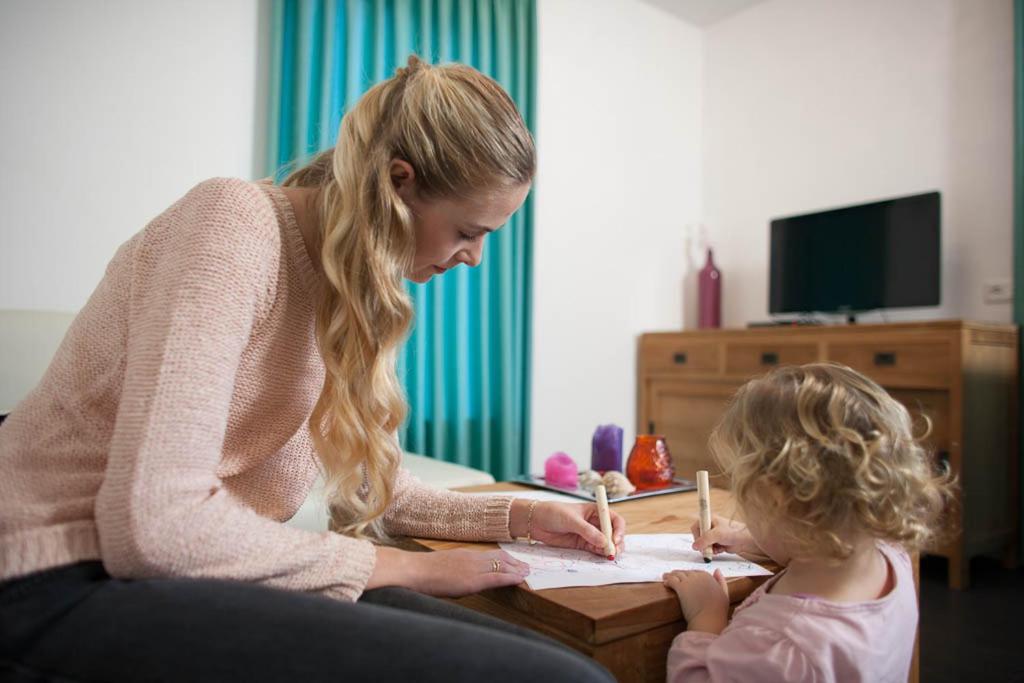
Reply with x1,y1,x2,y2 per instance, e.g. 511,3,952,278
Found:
724,342,820,377
642,337,720,374
827,341,952,386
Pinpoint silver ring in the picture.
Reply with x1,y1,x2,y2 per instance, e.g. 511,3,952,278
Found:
491,558,502,573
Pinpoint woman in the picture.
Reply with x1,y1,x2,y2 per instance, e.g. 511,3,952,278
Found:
0,57,622,682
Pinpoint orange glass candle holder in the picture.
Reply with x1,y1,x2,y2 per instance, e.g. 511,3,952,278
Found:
626,435,675,491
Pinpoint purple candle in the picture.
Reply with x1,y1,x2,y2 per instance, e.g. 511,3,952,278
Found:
591,424,624,472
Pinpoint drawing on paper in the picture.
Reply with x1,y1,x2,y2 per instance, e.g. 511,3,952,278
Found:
499,533,772,591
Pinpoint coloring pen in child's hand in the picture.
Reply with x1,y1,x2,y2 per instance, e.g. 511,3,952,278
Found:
697,470,713,563
595,484,616,561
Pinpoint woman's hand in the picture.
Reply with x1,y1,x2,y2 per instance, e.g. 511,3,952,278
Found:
690,514,760,558
662,569,729,635
510,501,626,558
367,547,530,598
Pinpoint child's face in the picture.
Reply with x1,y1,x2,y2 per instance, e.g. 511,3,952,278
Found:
744,507,792,565
741,483,794,569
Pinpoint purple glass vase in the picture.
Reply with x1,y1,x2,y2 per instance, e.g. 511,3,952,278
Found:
698,248,721,329
591,424,624,472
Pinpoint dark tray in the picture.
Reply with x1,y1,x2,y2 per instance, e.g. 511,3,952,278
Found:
511,474,697,503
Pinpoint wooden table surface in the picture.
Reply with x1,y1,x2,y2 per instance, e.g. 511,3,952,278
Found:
413,482,921,683
412,482,774,682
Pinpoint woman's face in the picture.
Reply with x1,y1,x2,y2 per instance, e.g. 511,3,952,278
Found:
392,161,531,283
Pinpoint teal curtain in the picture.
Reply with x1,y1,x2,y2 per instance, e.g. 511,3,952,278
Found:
1015,0,1024,562
266,0,536,481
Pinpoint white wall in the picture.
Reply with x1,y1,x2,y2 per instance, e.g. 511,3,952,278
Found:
4,0,1011,476
702,0,1014,327
0,0,262,313
0,0,699,476
530,0,703,472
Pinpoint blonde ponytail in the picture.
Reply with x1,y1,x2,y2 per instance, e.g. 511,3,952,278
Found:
284,56,534,538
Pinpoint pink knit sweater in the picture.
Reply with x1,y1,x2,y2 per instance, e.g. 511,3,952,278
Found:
0,178,514,600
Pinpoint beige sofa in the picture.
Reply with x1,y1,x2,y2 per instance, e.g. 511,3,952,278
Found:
286,456,495,532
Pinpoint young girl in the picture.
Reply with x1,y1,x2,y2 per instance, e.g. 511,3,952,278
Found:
663,362,952,682
0,57,620,682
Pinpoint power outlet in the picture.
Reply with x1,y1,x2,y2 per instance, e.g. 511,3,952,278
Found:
983,278,1013,304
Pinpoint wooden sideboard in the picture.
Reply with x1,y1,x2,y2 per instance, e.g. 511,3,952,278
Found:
637,321,1018,589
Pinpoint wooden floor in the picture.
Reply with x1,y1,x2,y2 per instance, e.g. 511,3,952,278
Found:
919,555,1024,682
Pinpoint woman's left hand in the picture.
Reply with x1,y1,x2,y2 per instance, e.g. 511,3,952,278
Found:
510,501,626,557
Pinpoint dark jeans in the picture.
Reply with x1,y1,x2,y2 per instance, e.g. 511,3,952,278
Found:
0,562,613,682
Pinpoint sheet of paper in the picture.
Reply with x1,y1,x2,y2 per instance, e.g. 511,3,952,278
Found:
499,533,773,590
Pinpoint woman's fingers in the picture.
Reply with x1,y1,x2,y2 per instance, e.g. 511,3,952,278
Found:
479,567,528,589
496,550,530,575
578,538,621,559
575,511,611,550
462,552,525,593
610,511,626,547
482,551,528,576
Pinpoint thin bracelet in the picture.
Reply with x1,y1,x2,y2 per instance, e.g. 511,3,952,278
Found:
525,499,539,545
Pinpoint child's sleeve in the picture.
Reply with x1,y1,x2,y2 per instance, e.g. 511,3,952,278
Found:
667,626,822,683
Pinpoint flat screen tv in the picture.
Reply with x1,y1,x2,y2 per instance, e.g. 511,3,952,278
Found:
769,191,940,316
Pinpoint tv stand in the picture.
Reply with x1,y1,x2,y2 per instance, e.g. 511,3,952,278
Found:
838,308,864,324
747,317,823,328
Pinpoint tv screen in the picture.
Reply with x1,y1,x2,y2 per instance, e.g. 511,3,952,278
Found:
769,192,940,315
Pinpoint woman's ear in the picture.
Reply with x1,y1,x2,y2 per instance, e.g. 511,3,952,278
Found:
390,159,416,202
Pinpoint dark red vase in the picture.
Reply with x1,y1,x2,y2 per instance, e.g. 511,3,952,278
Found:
698,249,721,329
626,435,675,491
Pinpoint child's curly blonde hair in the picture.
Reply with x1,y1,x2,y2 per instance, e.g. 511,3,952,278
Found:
710,362,955,560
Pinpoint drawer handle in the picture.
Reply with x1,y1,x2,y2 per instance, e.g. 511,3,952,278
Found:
761,352,779,366
874,352,897,367
673,353,688,365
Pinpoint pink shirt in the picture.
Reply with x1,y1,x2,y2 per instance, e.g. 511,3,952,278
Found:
668,543,917,683
0,178,515,598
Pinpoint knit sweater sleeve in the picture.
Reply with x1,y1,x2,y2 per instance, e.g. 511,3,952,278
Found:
381,467,515,542
94,178,376,601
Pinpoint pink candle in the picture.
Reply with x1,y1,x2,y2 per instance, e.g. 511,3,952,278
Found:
544,452,578,489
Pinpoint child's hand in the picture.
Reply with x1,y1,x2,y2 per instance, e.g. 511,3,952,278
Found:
690,515,760,557
662,569,729,635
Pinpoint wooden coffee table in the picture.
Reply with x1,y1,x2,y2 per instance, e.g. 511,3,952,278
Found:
412,482,770,682
412,482,921,683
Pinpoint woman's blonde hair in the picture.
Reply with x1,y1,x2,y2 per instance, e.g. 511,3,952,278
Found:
283,56,535,538
710,362,955,559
